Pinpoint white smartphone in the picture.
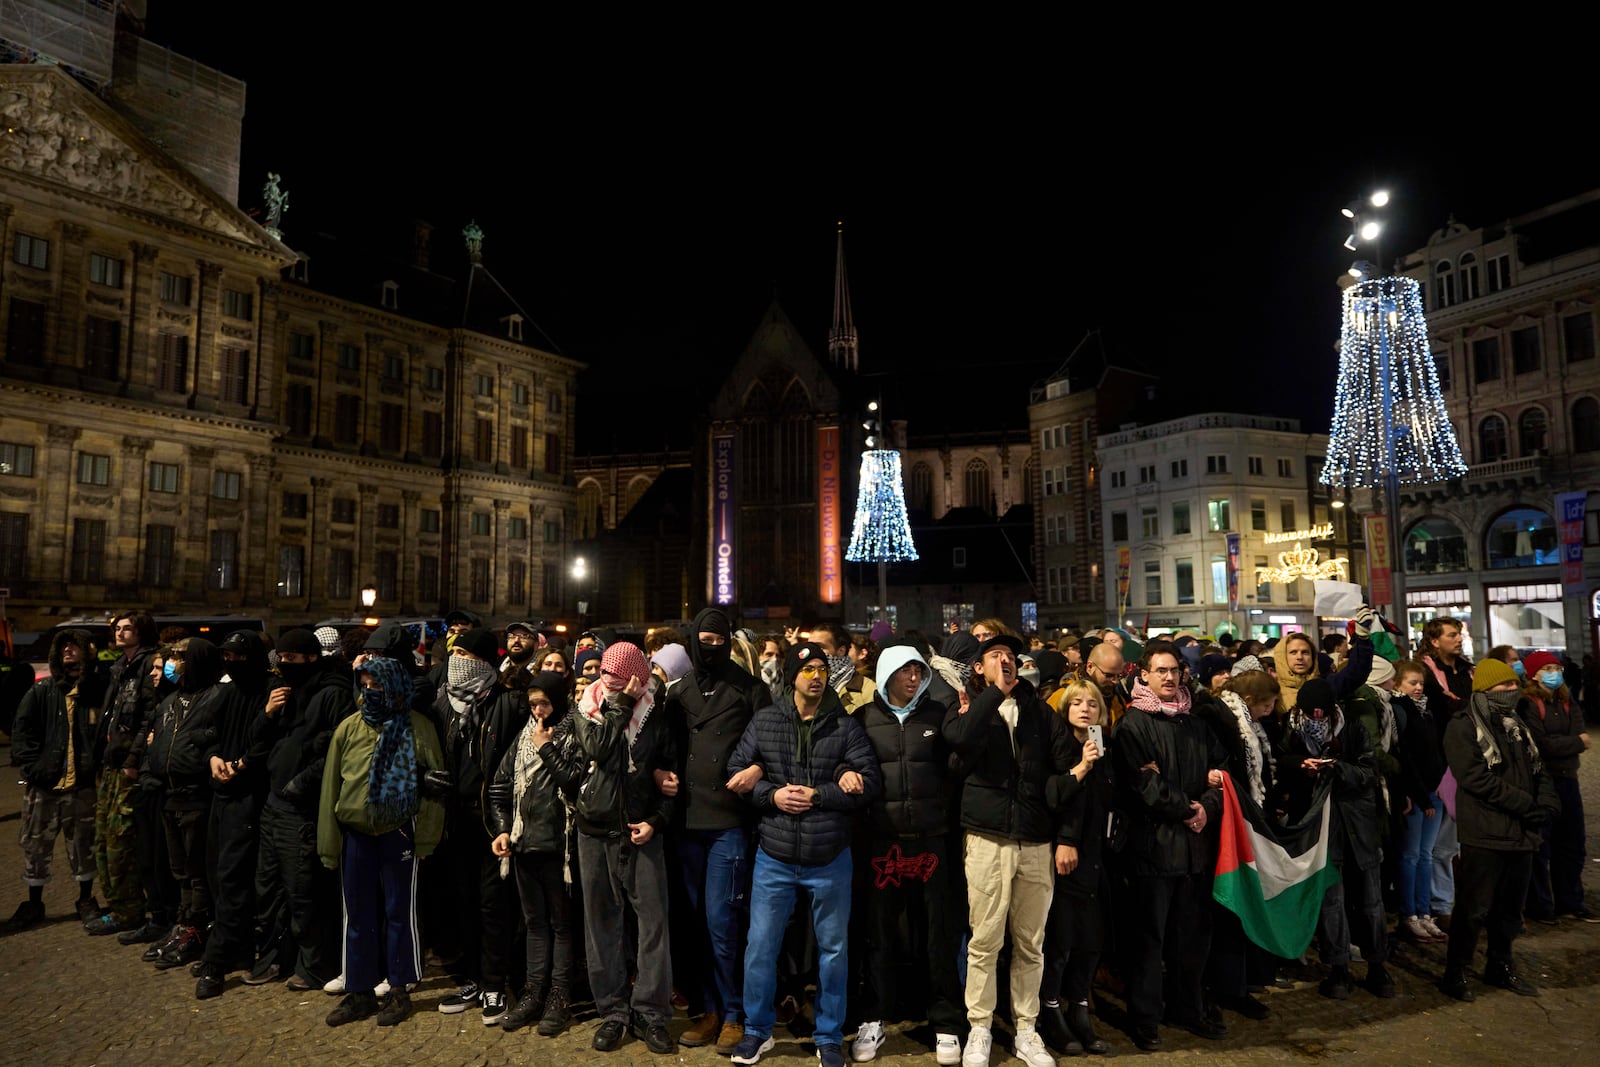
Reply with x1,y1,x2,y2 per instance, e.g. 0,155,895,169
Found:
1087,724,1104,752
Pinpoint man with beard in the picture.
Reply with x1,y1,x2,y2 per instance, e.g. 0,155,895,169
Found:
251,629,356,990
433,627,527,1023
1053,642,1127,726
1112,642,1230,1051
500,620,545,681
661,607,772,1053
942,633,1075,1067
86,611,159,938
7,629,108,931
193,630,276,999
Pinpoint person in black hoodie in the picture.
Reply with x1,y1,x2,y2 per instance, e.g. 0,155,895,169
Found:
942,632,1075,1067
1276,671,1392,1002
145,636,225,969
487,670,581,1036
193,629,276,999
551,640,678,1055
659,606,772,1053
253,630,355,990
6,628,108,932
852,641,962,1065
85,611,159,938
432,627,527,1023
1392,660,1447,944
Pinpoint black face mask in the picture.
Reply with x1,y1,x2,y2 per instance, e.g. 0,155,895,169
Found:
227,657,268,690
278,660,318,689
698,640,731,671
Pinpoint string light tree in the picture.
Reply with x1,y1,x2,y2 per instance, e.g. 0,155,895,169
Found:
1320,189,1467,652
845,400,918,629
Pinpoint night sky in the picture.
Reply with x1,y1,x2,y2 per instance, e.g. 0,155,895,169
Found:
138,8,1595,454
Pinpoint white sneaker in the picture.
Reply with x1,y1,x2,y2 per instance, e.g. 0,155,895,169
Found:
963,1025,992,1067
936,1034,962,1066
1013,1027,1055,1067
322,975,345,994
853,1020,886,1062
1420,915,1448,941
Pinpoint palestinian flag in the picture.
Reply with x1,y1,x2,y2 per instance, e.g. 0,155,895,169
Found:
1212,773,1339,959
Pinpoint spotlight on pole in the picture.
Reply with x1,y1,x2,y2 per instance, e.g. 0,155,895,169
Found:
1360,220,1382,241
1341,200,1361,219
1370,190,1390,208
1343,233,1359,251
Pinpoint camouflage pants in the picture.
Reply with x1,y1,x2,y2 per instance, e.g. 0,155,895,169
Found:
94,771,144,923
19,785,96,887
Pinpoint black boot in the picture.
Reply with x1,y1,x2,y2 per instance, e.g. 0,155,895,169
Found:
1037,1002,1080,1054
376,989,413,1027
195,962,225,1000
501,987,544,1032
537,987,572,1036
1065,1003,1108,1054
1365,962,1396,999
1319,964,1352,1000
1439,967,1474,1002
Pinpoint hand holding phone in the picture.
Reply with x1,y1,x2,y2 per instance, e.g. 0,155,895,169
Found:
1086,724,1104,753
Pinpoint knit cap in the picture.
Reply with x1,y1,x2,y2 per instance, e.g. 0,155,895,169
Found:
1471,657,1519,693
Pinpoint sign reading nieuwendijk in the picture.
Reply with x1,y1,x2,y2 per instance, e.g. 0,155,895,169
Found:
712,434,735,605
1264,522,1335,545
817,426,842,604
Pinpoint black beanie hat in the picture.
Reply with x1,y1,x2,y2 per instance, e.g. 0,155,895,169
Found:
277,629,323,657
784,641,828,687
526,670,572,722
1296,678,1337,717
454,628,501,663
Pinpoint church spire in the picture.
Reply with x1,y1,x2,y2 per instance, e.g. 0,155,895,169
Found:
828,221,859,372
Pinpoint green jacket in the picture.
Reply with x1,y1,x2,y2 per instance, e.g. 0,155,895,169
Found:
318,711,445,868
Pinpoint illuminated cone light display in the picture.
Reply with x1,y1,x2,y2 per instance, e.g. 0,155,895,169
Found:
1320,276,1467,489
845,449,919,563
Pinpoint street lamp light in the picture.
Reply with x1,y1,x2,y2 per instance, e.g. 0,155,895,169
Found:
572,556,591,629
359,582,378,625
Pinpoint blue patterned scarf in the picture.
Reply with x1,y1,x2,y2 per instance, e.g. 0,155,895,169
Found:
360,657,419,823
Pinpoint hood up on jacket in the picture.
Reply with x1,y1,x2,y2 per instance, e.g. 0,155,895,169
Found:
875,643,932,715
48,628,96,684
173,637,225,693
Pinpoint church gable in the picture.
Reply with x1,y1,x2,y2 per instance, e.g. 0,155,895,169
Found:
711,300,841,418
0,66,286,258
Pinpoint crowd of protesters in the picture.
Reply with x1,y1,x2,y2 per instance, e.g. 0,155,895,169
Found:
4,603,1594,1064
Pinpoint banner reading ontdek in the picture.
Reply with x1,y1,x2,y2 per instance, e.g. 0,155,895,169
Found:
712,434,735,605
817,426,842,603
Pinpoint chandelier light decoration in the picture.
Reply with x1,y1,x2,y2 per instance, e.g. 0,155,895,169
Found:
1255,542,1350,586
1320,275,1468,489
845,449,919,563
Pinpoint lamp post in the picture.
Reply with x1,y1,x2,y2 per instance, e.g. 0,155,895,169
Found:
359,582,378,625
847,399,917,629
572,556,590,631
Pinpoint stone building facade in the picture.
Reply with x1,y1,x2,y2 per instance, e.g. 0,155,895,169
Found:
1383,190,1600,660
0,65,580,632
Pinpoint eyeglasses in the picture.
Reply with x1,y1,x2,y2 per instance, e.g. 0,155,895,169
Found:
797,662,829,676
1146,667,1182,677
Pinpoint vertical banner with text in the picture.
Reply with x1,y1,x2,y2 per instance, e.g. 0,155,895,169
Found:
712,434,735,605
1365,513,1393,609
817,426,842,603
1557,490,1588,593
1226,532,1242,612
1116,546,1131,618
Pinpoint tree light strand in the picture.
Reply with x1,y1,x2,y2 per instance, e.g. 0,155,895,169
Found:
845,449,919,563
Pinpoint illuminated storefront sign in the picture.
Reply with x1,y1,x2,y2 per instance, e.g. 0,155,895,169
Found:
712,434,735,605
1264,522,1334,545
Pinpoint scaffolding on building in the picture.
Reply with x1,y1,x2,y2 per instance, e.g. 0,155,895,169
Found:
0,0,117,88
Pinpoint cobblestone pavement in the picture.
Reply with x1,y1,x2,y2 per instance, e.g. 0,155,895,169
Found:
4,746,1599,1066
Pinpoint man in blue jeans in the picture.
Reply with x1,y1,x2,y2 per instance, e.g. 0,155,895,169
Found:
659,607,773,1053
726,642,881,1067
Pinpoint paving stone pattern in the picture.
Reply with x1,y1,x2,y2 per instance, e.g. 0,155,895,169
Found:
4,749,1598,1065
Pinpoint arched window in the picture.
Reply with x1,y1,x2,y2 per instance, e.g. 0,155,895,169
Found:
1574,396,1600,452
624,475,651,518
1517,407,1547,455
576,480,602,538
908,461,933,514
964,458,992,513
1434,260,1455,309
1403,517,1468,574
1484,507,1558,568
1458,251,1480,301
1478,414,1508,463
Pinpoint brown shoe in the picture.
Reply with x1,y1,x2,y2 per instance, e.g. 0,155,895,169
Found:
681,1013,721,1047
716,1020,745,1055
